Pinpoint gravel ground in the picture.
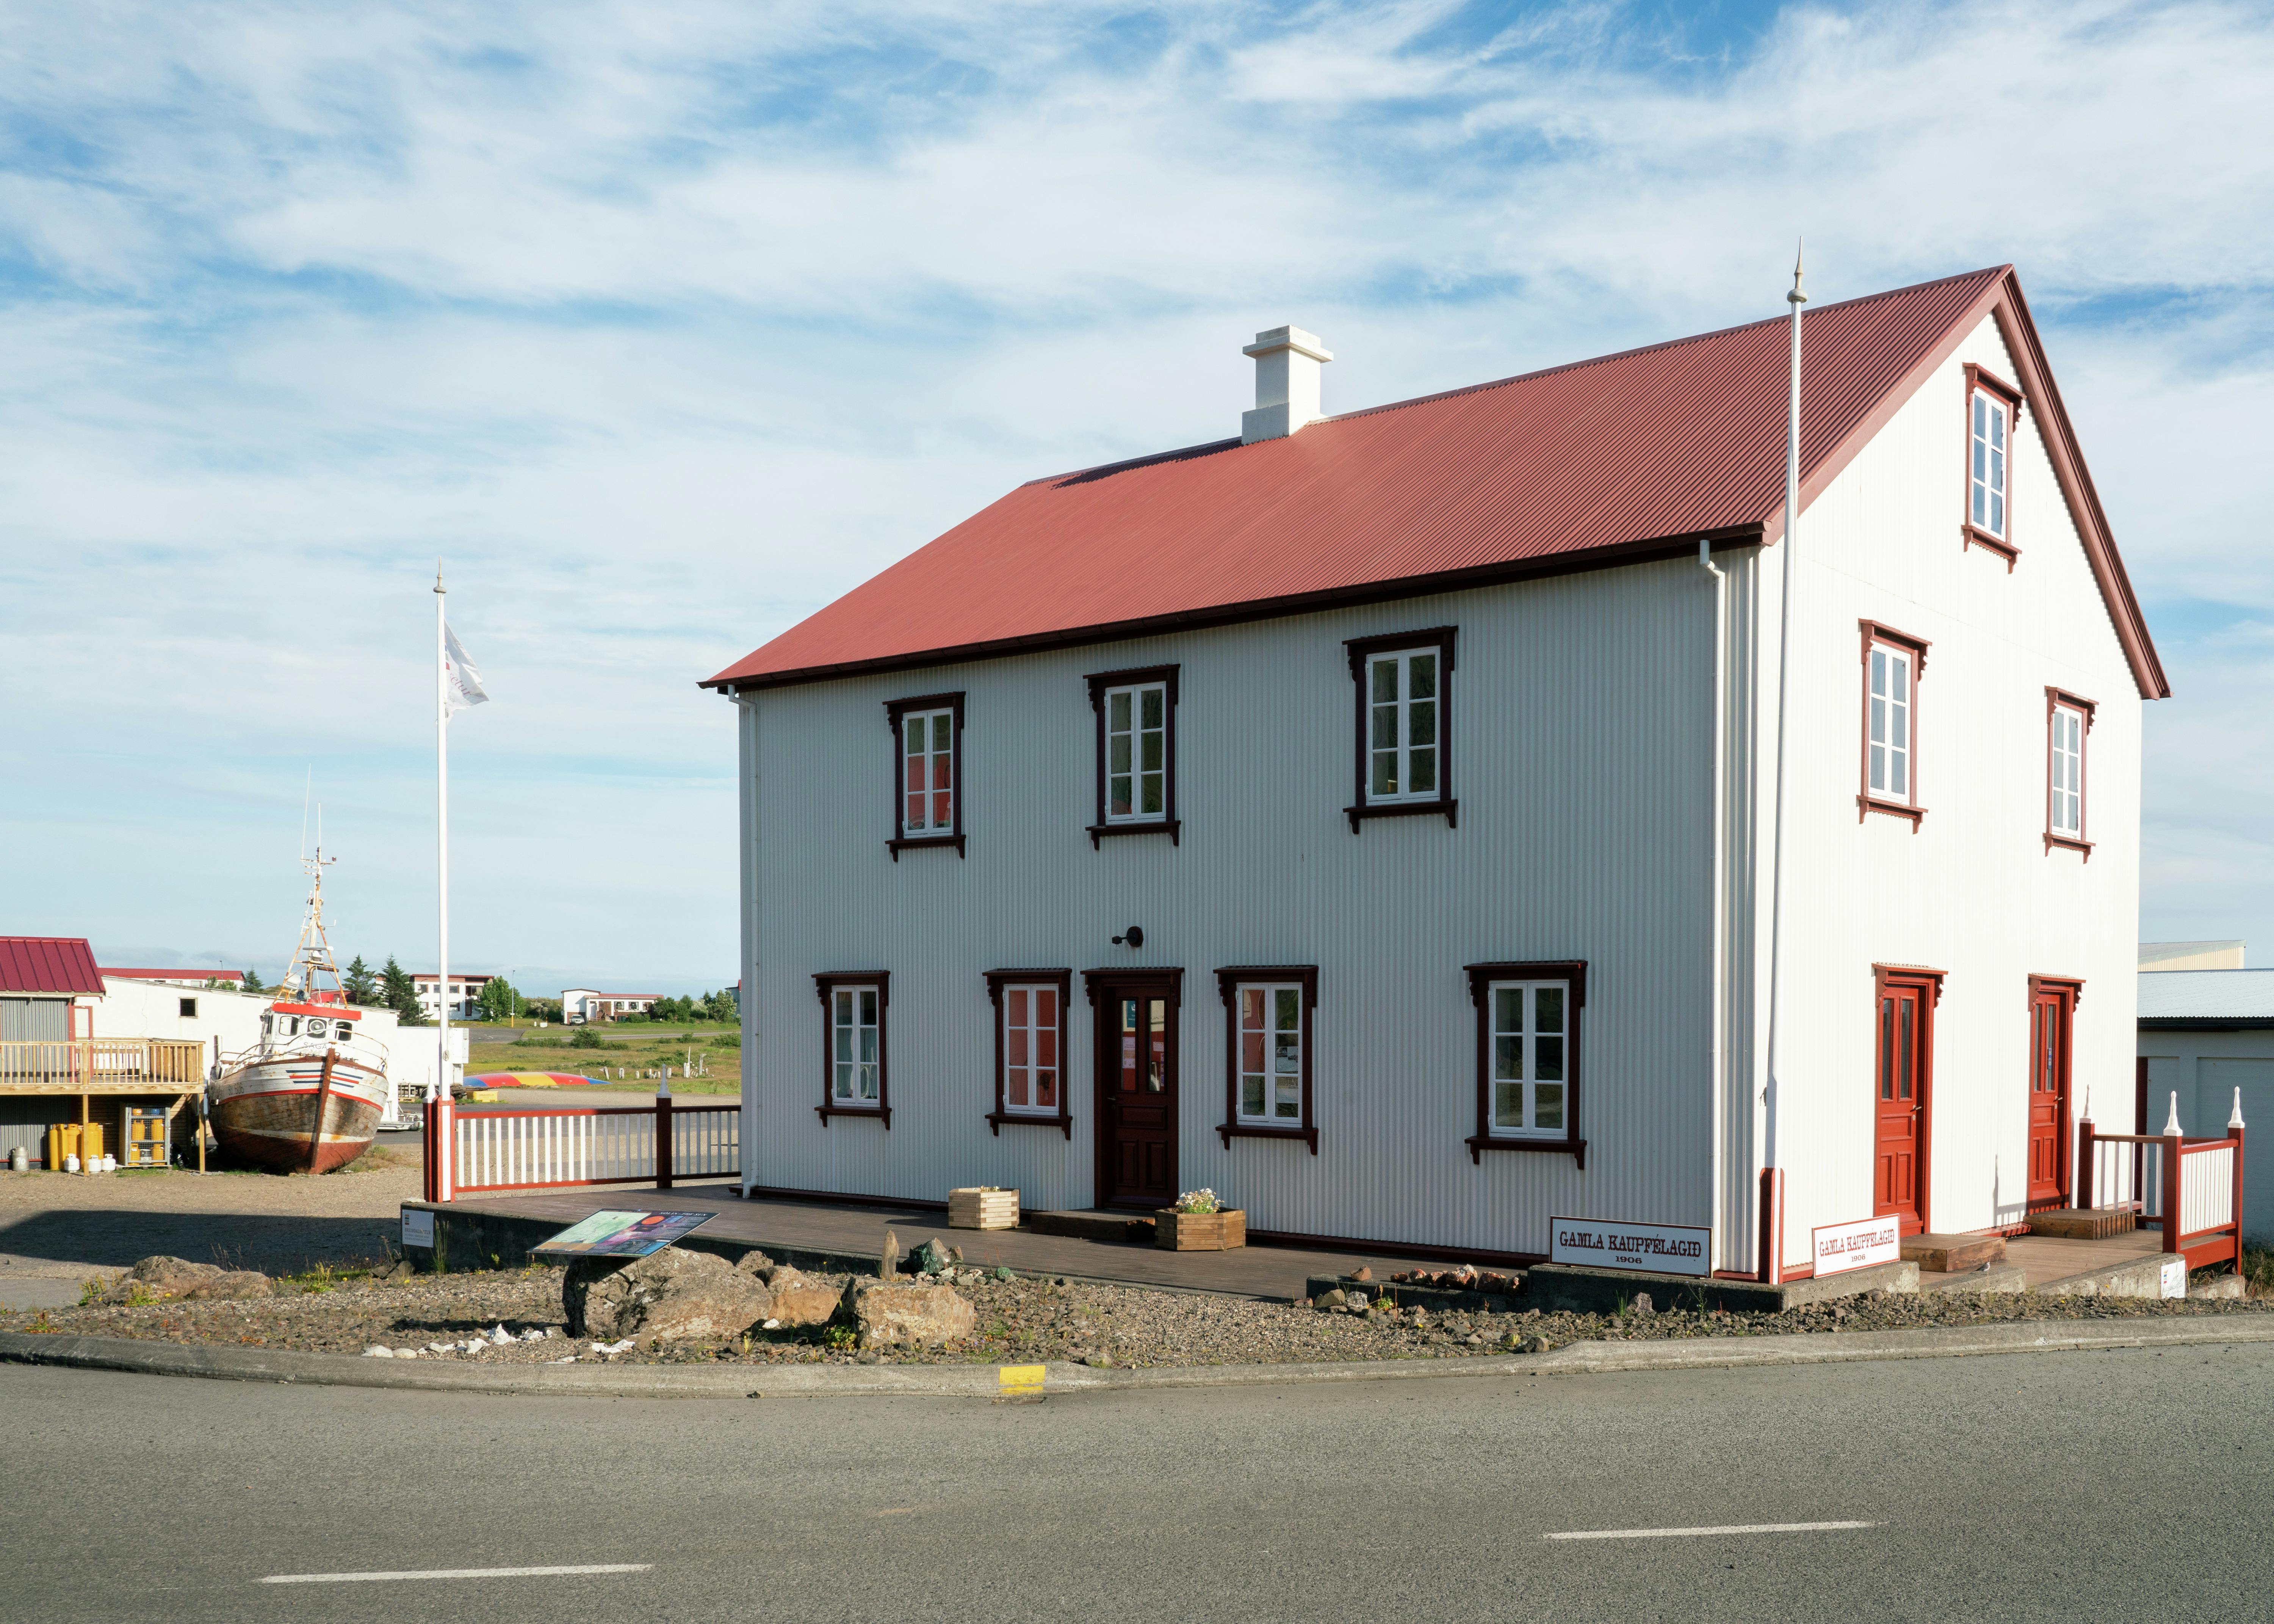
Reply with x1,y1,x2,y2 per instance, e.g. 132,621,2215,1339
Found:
0,1160,420,1282
6,1262,2271,1370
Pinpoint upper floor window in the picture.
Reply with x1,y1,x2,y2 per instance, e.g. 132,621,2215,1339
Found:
2046,688,2095,857
1214,967,1318,1152
1963,364,2023,566
814,971,891,1126
1344,627,1458,831
985,969,1073,1137
1084,666,1179,846
883,693,965,859
1463,960,1586,1164
1859,622,1930,825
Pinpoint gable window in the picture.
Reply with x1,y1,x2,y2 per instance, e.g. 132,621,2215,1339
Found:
1084,666,1179,846
1464,961,1586,1165
813,971,890,1126
883,693,965,858
1962,363,2023,566
1214,966,1317,1152
985,969,1073,1138
2045,688,2095,857
1858,622,1930,825
1344,627,1457,831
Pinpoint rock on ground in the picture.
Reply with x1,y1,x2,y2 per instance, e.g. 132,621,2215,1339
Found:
103,1256,269,1302
843,1281,977,1349
747,1263,840,1327
564,1247,772,1342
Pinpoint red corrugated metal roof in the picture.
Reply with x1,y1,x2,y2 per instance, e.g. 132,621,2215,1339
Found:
0,938,106,995
706,267,2164,697
100,967,243,982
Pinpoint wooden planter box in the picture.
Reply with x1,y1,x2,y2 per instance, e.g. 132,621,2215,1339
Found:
1155,1208,1246,1251
949,1187,1020,1231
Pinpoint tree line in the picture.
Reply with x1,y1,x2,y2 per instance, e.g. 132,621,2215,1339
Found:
207,962,733,1028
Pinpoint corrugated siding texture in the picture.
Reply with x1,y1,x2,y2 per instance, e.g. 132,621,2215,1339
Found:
714,272,2010,685
745,566,1718,1254
1767,312,2143,1255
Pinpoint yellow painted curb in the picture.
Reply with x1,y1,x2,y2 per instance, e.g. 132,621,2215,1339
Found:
997,1363,1045,1398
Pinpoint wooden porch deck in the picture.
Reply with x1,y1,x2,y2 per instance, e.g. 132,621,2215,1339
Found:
441,1184,1446,1300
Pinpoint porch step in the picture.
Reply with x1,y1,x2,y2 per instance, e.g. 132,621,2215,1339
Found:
1900,1232,2007,1273
1920,1262,2030,1295
2025,1207,2135,1240
1024,1210,1157,1245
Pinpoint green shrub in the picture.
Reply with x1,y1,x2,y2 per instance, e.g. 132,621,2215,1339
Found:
568,1028,605,1050
709,1031,742,1048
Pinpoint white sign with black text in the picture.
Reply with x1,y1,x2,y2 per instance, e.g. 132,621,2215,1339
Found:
1811,1214,1902,1277
1550,1217,1711,1277
400,1207,435,1249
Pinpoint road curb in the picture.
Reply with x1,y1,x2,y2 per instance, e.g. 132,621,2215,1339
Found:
6,1313,2272,1398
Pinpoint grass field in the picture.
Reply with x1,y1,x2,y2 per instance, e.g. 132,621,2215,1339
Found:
464,1027,741,1095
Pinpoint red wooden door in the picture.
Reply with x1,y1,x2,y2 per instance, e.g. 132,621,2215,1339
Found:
2027,983,2073,1208
1874,981,1927,1232
1097,980,1176,1208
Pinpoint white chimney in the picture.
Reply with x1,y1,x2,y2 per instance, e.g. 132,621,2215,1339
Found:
1241,325,1333,444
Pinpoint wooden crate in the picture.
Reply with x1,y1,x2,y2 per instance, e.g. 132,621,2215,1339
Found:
1155,1208,1246,1251
949,1187,1020,1230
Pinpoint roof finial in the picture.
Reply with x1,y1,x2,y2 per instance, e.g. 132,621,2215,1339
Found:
1788,238,1807,307
435,559,445,596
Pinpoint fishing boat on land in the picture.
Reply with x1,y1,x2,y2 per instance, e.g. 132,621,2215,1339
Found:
209,846,391,1173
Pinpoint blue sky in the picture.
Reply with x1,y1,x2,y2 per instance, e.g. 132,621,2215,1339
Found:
3,0,2271,994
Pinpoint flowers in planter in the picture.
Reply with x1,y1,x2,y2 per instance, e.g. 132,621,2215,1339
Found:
1173,1189,1223,1214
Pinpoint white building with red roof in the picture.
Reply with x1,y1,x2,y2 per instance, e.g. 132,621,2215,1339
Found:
704,268,2164,1275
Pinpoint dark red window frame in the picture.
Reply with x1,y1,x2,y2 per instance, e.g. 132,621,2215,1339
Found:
884,692,966,860
1084,665,1180,848
813,971,891,1128
1344,626,1458,833
1214,965,1319,1153
1463,960,1586,1167
985,968,1074,1139
1961,363,2024,568
1858,620,1931,827
2044,686,2096,859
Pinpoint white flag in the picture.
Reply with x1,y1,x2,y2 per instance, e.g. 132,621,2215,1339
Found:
443,624,489,713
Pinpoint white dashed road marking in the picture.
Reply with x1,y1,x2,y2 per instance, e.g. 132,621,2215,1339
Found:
261,1564,651,1584
1546,1521,1878,1541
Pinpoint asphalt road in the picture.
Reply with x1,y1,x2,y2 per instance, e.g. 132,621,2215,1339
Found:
7,1342,2270,1622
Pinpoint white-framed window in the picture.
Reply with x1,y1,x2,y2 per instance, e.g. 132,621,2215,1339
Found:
1366,648,1440,802
831,985,881,1105
901,709,955,836
1867,640,1914,803
1970,389,2009,539
1488,980,1568,1138
1000,982,1062,1116
1234,983,1303,1126
1104,682,1167,822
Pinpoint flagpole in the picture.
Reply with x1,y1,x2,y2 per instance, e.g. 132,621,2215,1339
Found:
432,564,450,1192
1760,242,1806,1282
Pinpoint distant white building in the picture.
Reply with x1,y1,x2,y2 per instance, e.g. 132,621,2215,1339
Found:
101,967,247,991
2140,940,2245,973
411,972,495,1022
560,988,660,1024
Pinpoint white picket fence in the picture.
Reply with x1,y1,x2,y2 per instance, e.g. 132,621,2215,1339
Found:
446,1103,738,1196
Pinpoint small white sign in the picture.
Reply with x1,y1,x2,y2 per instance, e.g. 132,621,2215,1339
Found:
1812,1214,1903,1278
400,1207,435,1249
2160,1257,2186,1300
1550,1217,1711,1277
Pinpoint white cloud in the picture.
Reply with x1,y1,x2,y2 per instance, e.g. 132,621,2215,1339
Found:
3,0,2272,970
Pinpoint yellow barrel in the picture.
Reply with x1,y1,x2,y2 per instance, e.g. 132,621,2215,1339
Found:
49,1122,82,1169
81,1123,105,1165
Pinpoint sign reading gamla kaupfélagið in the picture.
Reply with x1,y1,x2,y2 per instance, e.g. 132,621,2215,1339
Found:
1549,1217,1711,1277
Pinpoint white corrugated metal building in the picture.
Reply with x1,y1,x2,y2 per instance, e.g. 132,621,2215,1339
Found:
2138,968,2271,1243
705,268,2166,1276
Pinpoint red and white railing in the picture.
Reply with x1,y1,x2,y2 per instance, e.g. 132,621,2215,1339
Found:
2077,1090,2247,1273
423,1094,738,1201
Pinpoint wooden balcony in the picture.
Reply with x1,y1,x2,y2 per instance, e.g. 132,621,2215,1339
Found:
0,1038,208,1095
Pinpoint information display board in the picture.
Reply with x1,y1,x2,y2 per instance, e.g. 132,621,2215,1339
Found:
1549,1217,1711,1277
1810,1214,1902,1277
533,1209,714,1258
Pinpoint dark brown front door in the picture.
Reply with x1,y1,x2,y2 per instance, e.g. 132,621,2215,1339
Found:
1873,973,1933,1234
1092,973,1178,1209
2027,979,2077,1209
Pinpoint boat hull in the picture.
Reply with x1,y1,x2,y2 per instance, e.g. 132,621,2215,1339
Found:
210,1055,388,1173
